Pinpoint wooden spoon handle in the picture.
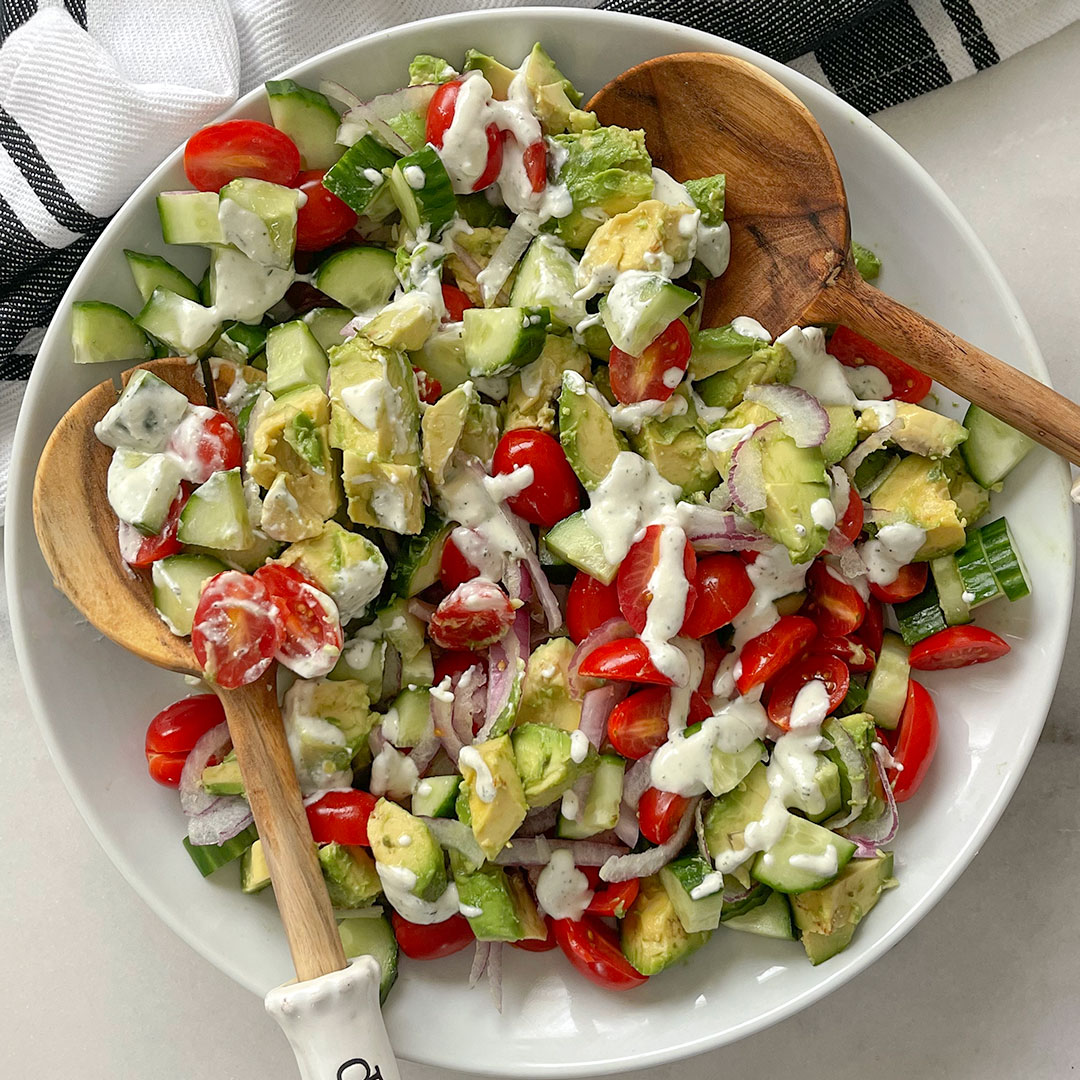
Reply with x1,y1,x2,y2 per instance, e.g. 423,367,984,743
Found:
806,268,1080,464
216,674,347,982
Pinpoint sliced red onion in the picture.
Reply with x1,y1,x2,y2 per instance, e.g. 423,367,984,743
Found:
452,664,486,747
721,878,753,904
622,751,657,812
613,801,640,848
408,733,442,776
420,817,487,867
493,838,628,866
179,721,231,816
744,384,831,448
842,744,900,856
430,682,462,763
381,644,402,702
838,542,868,581
478,584,529,742
469,940,491,988
407,598,434,624
568,616,632,698
822,723,871,829
683,506,770,553
842,418,903,479
599,796,701,883
516,804,559,838
186,797,253,846
474,212,540,305
368,724,389,759
562,773,594,826
824,466,855,553
338,84,439,156
487,941,504,1012
727,425,772,514
318,79,364,111
579,683,628,747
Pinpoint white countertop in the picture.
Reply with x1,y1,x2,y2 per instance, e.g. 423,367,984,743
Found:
3,22,1079,1077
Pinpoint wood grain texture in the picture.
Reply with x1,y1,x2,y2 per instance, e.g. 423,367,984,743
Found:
590,51,1080,464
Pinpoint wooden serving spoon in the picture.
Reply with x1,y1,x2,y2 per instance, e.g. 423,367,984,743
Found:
588,52,1080,465
33,357,400,1080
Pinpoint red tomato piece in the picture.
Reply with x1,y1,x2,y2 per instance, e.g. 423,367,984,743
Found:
413,367,442,405
121,485,189,568
736,615,818,695
306,790,378,846
827,325,933,403
586,878,640,919
577,638,676,686
184,119,300,192
680,554,753,638
552,916,649,991
192,571,284,688
908,625,1011,670
566,572,622,644
254,564,343,678
523,140,547,192
295,170,358,251
433,649,484,685
440,283,473,322
836,484,865,545
491,429,581,528
809,635,876,673
855,595,885,655
616,525,698,635
144,694,226,787
472,123,505,191
868,562,929,604
698,634,727,697
890,680,939,801
168,410,242,485
607,687,671,760
609,319,692,404
425,80,461,148
391,911,475,960
766,655,850,731
429,579,515,650
689,690,713,724
511,917,558,951
439,535,480,592
638,788,692,845
807,560,866,637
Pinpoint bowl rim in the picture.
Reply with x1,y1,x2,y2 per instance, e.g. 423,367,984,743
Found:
5,6,1074,1074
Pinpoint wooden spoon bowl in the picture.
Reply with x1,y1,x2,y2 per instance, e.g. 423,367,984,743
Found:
32,358,346,983
588,52,1080,464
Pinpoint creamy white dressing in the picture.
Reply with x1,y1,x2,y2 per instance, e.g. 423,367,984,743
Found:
731,316,772,342
694,220,730,277
95,372,190,453
641,525,693,686
844,363,892,400
403,165,427,190
106,449,183,530
689,871,724,900
779,325,858,407
705,423,756,456
569,729,590,765
459,746,497,803
789,845,839,876
599,270,668,353
369,744,420,801
810,497,837,531
610,394,688,433
858,522,926,585
376,863,461,924
535,848,593,921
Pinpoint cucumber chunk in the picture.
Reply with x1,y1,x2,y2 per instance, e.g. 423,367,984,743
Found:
751,815,856,894
182,823,258,877
509,237,586,331
722,889,794,940
265,320,329,397
543,512,618,585
338,914,399,1003
323,135,399,217
151,553,228,635
313,246,398,313
214,320,269,366
177,468,253,550
599,272,696,356
660,856,725,933
106,448,183,534
388,512,453,597
955,532,1005,607
135,288,221,355
463,305,550,376
71,301,153,365
383,686,432,747
557,755,625,838
387,144,456,235
930,554,972,626
266,79,343,171
303,306,355,351
863,631,911,730
411,774,461,819
960,404,1035,487
95,368,190,453
157,191,225,245
978,517,1031,601
124,250,201,304
893,582,948,646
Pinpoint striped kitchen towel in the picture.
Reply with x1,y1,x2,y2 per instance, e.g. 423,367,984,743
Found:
1,0,1076,513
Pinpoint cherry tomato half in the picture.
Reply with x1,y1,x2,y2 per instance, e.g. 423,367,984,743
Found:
167,410,242,485
609,319,692,404
698,634,727,698
566,572,622,645
425,80,461,148
254,564,343,679
868,562,929,604
192,571,283,688
429,578,515,650
439,535,480,592
144,694,226,787
121,485,189,568
908,625,1011,670
582,871,640,919
889,680,939,802
441,283,473,321
433,649,484,685
295,170,358,251
607,687,671,760
809,635,876,673
184,119,300,192
491,429,581,528
553,915,649,991
617,525,697,635
577,638,676,686
413,367,442,405
472,123,505,191
680,554,753,638
736,615,818,695
306,790,378,846
835,484,865,546
523,140,547,192
827,325,933,403
391,911,475,960
855,595,885,656
766,655,850,731
638,788,692,845
806,560,866,638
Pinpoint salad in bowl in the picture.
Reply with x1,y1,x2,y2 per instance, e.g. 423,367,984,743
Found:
70,41,1035,1004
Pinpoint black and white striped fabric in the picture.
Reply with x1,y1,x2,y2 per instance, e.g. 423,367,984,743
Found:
1,0,1075,509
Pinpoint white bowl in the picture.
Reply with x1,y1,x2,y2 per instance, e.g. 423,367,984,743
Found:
6,7,1074,1076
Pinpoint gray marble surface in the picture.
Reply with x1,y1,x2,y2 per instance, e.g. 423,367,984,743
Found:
3,21,1079,1078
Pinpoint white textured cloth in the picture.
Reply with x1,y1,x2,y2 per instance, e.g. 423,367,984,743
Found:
0,0,1076,513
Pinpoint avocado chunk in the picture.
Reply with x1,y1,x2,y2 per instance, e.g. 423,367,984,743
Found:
822,712,887,830
627,388,718,498
462,49,516,99
241,837,271,894
421,380,499,486
505,334,591,433
520,42,595,135
558,371,628,490
859,402,968,459
459,735,529,860
577,199,696,289
275,521,386,622
450,856,548,942
869,453,965,559
515,637,584,731
696,342,795,411
786,754,842,823
941,452,991,528
790,851,897,964
820,405,858,466
684,174,726,226
362,292,439,352
201,752,244,796
368,798,448,902
550,126,654,248
512,723,598,808
620,874,712,975
687,322,763,382
319,842,383,908
409,324,471,393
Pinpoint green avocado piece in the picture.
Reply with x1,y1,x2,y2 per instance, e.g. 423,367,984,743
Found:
368,799,447,902
462,49,516,99
628,389,718,498
241,837,271,894
550,126,654,248
941,452,991,529
869,454,966,559
821,405,858,466
851,241,881,282
790,851,897,965
558,371,628,490
621,874,712,975
696,342,795,411
460,736,529,860
512,723,598,808
859,402,968,459
319,842,383,908
786,755,842,823
688,323,762,381
421,380,499,486
515,638,584,731
444,226,511,307
520,43,593,135
450,858,548,942
684,174,726,226
823,712,887,830
201,752,244,796
505,334,591,433
362,294,439,352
